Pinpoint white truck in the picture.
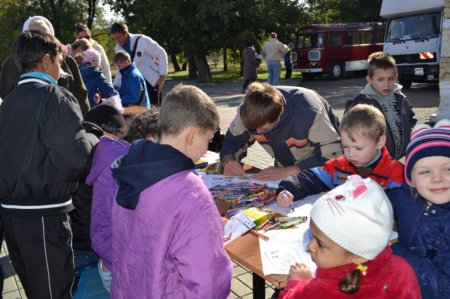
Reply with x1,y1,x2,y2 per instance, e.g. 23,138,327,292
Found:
380,0,444,88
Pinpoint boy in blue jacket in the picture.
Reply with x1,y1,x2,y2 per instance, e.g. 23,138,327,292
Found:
277,104,404,206
114,51,150,108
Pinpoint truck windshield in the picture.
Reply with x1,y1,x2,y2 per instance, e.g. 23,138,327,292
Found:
386,13,441,42
297,32,323,48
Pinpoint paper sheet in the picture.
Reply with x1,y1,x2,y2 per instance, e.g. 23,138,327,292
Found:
259,225,317,276
258,193,323,276
200,151,220,165
223,211,255,246
264,193,324,216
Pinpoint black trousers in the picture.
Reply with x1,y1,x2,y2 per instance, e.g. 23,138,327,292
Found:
145,80,161,106
2,214,74,299
285,67,292,80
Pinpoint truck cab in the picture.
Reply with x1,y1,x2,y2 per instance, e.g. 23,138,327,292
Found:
381,0,444,88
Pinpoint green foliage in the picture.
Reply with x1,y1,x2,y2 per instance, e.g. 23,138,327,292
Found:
0,0,384,75
0,0,36,61
0,0,113,62
305,0,383,23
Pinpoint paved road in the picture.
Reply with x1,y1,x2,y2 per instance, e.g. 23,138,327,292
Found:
164,76,440,129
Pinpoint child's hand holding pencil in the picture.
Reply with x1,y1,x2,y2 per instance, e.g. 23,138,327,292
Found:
276,190,294,210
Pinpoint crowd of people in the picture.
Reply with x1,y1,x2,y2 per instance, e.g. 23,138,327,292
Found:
0,14,448,299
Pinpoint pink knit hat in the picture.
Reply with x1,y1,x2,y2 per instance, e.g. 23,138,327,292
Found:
82,49,101,67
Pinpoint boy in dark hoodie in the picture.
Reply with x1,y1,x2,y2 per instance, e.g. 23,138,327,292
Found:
110,84,232,298
345,51,416,160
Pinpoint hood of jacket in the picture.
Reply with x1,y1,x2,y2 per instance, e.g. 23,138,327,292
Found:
86,136,130,186
362,82,402,101
112,139,195,210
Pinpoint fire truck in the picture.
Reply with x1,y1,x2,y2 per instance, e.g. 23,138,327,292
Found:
292,22,385,79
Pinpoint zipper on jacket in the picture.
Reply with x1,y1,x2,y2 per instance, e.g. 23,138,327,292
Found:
423,203,432,216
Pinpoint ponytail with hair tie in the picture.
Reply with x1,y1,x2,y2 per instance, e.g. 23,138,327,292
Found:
339,263,367,294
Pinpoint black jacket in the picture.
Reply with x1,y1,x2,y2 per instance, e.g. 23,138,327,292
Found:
0,76,97,217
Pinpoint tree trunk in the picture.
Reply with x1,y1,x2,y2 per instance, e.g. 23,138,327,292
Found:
181,62,187,71
87,0,97,29
170,53,181,72
194,55,211,83
188,56,198,79
223,48,228,72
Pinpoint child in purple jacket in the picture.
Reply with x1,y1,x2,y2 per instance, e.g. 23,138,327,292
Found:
111,84,232,298
86,105,160,293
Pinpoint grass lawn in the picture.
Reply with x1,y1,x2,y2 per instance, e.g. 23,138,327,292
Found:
167,64,302,82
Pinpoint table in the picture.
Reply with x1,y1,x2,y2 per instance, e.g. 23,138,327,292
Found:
205,161,290,297
225,231,289,298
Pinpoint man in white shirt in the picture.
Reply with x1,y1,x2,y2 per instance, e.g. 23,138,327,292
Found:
110,22,168,106
262,32,289,86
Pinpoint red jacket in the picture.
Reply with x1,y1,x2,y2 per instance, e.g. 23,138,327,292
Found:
280,147,404,200
279,247,421,299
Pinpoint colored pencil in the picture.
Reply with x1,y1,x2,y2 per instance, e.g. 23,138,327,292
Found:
264,222,280,232
249,229,270,240
257,219,270,229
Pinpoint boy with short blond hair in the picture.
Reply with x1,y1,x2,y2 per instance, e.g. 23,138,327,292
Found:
277,104,404,206
345,51,416,160
111,84,232,298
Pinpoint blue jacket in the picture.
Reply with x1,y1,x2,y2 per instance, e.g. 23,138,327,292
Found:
118,64,150,108
80,66,118,108
387,183,450,299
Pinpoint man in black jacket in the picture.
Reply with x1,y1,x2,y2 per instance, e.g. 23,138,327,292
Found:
0,31,97,298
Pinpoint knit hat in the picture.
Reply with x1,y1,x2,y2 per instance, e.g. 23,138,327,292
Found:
85,104,126,134
404,119,450,186
23,16,55,36
82,49,101,67
310,175,393,260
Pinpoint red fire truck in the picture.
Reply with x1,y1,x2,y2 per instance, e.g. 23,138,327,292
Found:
292,22,385,79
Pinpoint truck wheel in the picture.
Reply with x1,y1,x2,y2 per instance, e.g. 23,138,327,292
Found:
399,80,412,89
330,62,344,80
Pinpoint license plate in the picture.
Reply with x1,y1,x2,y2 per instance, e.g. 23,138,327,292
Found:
414,67,424,76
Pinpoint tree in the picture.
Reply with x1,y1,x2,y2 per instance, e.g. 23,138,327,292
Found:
0,0,36,60
305,0,383,23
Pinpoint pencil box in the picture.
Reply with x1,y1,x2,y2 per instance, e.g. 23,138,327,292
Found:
243,207,270,226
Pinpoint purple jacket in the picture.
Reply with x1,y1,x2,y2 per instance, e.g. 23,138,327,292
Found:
111,140,232,298
86,136,130,269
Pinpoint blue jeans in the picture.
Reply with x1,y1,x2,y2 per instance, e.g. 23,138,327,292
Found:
267,60,281,85
98,260,112,293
